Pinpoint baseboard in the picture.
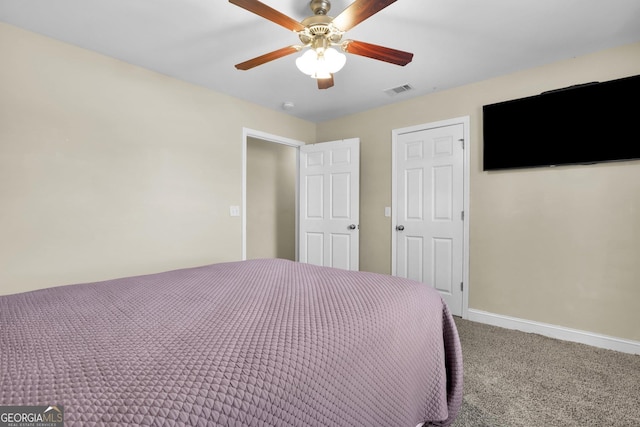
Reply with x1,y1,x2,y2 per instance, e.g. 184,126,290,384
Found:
466,309,640,355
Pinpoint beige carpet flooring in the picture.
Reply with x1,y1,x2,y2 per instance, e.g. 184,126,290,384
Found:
451,318,640,427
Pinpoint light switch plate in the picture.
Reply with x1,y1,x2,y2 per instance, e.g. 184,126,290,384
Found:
384,207,391,217
230,206,240,217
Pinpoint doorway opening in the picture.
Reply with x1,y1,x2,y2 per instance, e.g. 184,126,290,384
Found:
242,129,304,261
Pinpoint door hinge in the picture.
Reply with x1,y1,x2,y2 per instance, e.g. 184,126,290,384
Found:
460,282,464,291
461,210,465,221
459,138,465,149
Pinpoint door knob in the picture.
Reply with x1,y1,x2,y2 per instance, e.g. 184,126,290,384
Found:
396,225,405,231
348,224,357,230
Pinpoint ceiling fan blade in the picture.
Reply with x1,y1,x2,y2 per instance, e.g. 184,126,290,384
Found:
229,0,305,32
343,40,413,66
331,0,397,32
235,46,300,70
317,74,334,90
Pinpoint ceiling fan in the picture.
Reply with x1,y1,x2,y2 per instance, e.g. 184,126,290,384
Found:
229,0,414,89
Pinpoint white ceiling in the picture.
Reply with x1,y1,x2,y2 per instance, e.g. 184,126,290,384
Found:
1,0,639,122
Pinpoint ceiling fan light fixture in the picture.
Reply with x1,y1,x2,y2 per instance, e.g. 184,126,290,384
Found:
295,47,346,79
295,49,319,75
323,47,346,72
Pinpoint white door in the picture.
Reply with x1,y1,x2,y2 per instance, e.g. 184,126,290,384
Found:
394,124,464,315
299,138,359,270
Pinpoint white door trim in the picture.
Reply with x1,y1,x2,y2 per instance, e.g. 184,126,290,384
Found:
241,128,305,261
391,116,470,319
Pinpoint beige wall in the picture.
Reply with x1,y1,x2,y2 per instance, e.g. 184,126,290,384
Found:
246,137,297,261
0,23,315,294
317,42,640,341
2,20,639,342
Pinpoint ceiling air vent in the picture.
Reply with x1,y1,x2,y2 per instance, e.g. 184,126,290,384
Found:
384,84,414,96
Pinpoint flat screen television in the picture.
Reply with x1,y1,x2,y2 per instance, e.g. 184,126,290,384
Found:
482,74,640,171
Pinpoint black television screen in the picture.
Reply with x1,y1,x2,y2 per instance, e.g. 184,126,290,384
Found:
482,74,640,171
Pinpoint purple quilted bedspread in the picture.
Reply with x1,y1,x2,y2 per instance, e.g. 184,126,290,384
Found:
1,259,462,426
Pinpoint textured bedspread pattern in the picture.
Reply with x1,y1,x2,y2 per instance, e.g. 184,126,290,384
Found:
1,259,462,426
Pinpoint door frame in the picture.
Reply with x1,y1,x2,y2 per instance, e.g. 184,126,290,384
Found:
391,116,470,318
241,128,305,261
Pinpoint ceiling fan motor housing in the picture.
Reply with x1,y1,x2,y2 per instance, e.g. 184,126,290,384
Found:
299,14,342,46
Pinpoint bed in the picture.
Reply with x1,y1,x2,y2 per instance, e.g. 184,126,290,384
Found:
0,259,462,426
